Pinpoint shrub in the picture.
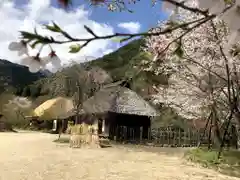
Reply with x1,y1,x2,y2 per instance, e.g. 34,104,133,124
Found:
185,148,240,178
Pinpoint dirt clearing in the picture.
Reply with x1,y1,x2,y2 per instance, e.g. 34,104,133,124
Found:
0,131,239,180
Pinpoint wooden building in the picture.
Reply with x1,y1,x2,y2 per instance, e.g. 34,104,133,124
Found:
79,85,159,141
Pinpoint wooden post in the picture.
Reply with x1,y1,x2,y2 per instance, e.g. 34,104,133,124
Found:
196,130,200,146
148,127,151,141
167,127,170,145
140,126,143,143
157,128,160,144
132,128,135,141
188,128,191,146
124,126,127,142
52,119,57,131
161,128,164,146
178,128,181,147
173,129,176,146
159,129,162,146
115,125,118,141
58,119,64,139
183,130,187,147
120,126,123,141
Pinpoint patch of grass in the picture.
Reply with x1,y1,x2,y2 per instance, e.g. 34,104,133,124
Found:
53,137,70,144
185,148,240,178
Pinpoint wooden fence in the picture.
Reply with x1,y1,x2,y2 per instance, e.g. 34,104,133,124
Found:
111,126,209,147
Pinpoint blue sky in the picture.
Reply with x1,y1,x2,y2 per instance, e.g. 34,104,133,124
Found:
57,0,169,46
15,0,168,33
59,0,168,32
0,0,169,71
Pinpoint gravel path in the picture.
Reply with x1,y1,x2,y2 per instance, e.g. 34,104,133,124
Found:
0,131,239,180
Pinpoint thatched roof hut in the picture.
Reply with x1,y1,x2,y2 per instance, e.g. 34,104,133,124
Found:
78,86,159,140
82,86,159,117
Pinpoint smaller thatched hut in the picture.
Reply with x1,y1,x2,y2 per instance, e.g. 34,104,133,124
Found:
27,97,75,132
81,85,159,140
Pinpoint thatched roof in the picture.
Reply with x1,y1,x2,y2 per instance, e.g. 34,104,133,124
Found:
32,97,74,120
82,86,159,116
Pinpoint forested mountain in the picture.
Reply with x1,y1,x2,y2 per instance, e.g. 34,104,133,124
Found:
13,39,167,100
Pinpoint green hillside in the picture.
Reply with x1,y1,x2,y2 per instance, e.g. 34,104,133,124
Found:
88,39,144,80
0,59,46,94
17,39,168,101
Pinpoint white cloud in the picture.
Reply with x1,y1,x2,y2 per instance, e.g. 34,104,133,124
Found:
0,0,115,71
118,22,141,33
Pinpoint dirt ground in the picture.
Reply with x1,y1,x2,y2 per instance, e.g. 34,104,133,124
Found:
0,131,239,180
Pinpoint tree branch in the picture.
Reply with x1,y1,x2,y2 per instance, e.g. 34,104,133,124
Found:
20,15,214,52
154,15,215,58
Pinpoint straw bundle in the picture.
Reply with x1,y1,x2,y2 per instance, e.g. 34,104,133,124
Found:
69,123,100,148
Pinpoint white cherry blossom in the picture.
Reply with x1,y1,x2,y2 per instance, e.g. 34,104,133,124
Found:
20,55,48,73
8,41,28,56
48,51,61,69
144,0,240,121
8,41,62,72
28,63,41,73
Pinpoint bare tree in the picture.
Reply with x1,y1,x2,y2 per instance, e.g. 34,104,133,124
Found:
61,62,112,123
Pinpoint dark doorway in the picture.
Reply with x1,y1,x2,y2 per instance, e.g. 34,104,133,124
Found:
108,112,151,141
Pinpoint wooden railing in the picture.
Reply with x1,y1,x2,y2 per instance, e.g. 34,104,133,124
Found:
110,126,209,147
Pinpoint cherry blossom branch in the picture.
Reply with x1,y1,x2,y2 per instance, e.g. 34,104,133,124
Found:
157,15,216,60
20,15,213,52
182,54,227,82
154,2,234,59
210,20,233,106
